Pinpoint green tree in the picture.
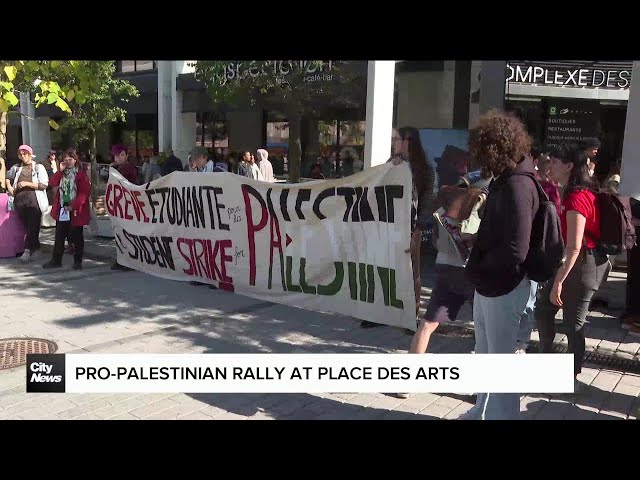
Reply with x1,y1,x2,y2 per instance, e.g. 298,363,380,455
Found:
52,61,139,199
0,61,74,161
195,61,360,182
0,61,138,202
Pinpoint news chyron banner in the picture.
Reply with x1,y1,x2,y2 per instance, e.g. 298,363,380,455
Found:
26,353,575,394
106,164,416,329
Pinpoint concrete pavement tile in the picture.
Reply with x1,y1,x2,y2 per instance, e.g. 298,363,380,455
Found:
595,411,626,420
66,393,115,406
617,341,640,355
444,402,474,419
329,392,359,402
585,337,601,351
613,383,640,397
435,395,463,409
246,411,276,420
128,398,181,419
313,404,365,420
93,397,151,419
520,396,548,419
2,394,55,416
0,392,30,408
366,395,406,411
145,402,209,420
347,393,381,408
57,398,114,419
418,403,453,419
18,400,78,419
178,411,215,420
111,413,139,420
191,405,226,419
617,374,640,388
393,395,440,414
597,340,621,352
591,371,622,392
71,413,104,420
601,391,637,418
533,400,573,420
563,405,598,420
574,387,609,410
213,411,247,420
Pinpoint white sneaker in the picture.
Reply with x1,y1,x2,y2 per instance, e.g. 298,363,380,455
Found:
20,249,32,263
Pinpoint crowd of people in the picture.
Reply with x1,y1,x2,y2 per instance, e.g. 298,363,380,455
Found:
387,110,640,420
2,110,639,421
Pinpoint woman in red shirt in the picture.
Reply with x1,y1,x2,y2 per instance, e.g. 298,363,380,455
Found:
42,149,90,270
535,144,609,390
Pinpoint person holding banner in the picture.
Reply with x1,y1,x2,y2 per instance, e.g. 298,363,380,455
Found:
42,149,90,270
361,126,435,330
400,171,490,373
110,144,137,271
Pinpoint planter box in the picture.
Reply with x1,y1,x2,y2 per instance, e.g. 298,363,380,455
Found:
94,215,114,238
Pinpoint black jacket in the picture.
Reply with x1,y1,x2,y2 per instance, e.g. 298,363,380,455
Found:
465,157,540,297
162,155,183,176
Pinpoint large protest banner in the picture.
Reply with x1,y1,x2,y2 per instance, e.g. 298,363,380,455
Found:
106,163,416,329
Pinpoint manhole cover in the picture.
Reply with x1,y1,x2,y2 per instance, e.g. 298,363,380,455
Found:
0,338,58,370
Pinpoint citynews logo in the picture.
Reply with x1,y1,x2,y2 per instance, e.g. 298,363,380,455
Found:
26,354,66,393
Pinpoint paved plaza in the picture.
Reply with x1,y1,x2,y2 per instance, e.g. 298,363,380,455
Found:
0,230,638,420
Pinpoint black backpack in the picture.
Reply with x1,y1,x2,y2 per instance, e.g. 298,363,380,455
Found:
520,174,565,282
597,192,636,255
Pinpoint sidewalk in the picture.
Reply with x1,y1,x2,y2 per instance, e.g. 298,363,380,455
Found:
0,232,637,420
41,227,640,363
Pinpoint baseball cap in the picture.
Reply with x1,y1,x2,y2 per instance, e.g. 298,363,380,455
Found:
18,144,33,156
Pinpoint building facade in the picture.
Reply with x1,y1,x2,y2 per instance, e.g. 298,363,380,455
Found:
7,60,639,199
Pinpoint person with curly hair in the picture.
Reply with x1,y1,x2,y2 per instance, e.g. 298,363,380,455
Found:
460,109,540,420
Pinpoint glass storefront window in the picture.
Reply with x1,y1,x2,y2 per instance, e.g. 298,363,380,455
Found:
117,61,156,73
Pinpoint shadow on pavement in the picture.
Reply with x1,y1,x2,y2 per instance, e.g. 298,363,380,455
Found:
186,392,440,420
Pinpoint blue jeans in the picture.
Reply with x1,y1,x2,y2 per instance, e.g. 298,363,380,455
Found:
469,277,533,420
517,280,538,349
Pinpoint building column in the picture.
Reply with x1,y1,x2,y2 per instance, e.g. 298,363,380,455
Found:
479,61,507,114
364,61,396,168
171,61,197,164
19,92,32,146
620,61,640,199
157,61,173,154
30,118,51,161
18,92,50,160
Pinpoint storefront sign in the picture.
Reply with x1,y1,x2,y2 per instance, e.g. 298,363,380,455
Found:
188,61,336,86
507,64,631,89
544,100,600,149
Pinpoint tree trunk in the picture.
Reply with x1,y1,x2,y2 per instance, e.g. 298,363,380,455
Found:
0,110,7,161
287,110,302,183
89,129,98,204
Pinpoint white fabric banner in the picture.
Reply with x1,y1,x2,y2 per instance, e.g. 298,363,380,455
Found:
106,163,415,329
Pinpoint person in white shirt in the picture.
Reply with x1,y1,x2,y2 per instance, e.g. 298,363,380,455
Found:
246,151,264,181
256,148,275,182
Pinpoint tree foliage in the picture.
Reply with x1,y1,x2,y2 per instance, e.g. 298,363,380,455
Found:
53,61,139,138
194,61,361,182
0,60,138,201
